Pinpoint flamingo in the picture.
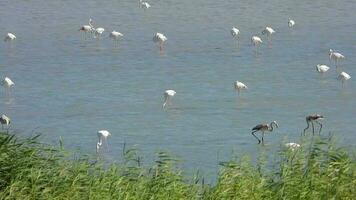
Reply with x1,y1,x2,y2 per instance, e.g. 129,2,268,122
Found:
251,121,279,144
0,114,11,130
337,71,351,87
329,49,345,67
288,19,295,28
79,19,94,38
285,142,300,151
303,114,324,135
94,27,105,39
96,130,111,153
163,90,176,108
316,64,330,73
1,77,14,96
153,33,167,51
234,81,247,95
231,27,240,42
4,33,16,42
109,31,124,46
251,36,262,53
139,0,151,9
262,27,275,44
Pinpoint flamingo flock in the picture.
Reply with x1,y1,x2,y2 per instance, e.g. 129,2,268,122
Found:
0,1,354,153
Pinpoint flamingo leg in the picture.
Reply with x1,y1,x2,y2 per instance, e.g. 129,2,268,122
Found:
315,121,322,134
251,130,261,144
303,120,310,136
261,132,265,144
311,121,315,135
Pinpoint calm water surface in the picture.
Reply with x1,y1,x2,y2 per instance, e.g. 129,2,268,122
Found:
1,0,355,179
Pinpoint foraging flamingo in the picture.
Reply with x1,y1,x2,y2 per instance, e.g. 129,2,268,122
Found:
337,71,351,87
4,33,16,42
109,31,124,46
329,49,345,67
251,36,262,53
0,114,11,130
163,90,176,108
96,130,111,153
303,114,324,135
262,27,275,44
316,64,330,73
251,121,279,144
153,33,167,51
234,81,247,95
288,19,295,28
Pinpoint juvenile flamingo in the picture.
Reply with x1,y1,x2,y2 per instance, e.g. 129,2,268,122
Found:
0,114,11,130
251,121,279,144
303,114,324,135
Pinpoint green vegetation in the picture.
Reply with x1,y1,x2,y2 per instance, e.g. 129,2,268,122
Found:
0,132,355,200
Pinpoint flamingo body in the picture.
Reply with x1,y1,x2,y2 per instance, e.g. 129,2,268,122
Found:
4,33,16,41
288,19,295,27
316,64,330,73
96,130,111,153
163,90,176,108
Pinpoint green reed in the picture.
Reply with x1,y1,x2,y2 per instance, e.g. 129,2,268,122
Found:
0,132,355,200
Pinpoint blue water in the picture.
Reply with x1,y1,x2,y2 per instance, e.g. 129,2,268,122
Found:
1,0,355,178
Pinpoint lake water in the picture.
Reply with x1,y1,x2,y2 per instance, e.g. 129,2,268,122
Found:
1,0,355,179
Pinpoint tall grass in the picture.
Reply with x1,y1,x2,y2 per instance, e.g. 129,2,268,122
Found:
0,132,355,199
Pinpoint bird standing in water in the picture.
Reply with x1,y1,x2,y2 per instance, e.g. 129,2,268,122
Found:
303,114,324,135
251,121,279,144
0,114,11,130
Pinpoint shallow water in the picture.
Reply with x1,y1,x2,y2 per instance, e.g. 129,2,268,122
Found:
0,0,355,179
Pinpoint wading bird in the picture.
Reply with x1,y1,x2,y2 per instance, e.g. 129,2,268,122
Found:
337,71,351,87
262,27,275,44
329,49,345,67
316,64,330,73
234,81,247,95
139,0,151,9
1,77,14,96
79,19,94,38
94,27,105,39
4,33,16,42
163,90,176,108
96,130,111,153
109,31,124,46
153,33,167,51
231,27,240,42
251,36,262,53
285,142,300,151
303,114,324,135
288,19,295,28
0,114,11,130
251,121,279,144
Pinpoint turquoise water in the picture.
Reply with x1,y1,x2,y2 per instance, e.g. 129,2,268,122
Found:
1,0,355,178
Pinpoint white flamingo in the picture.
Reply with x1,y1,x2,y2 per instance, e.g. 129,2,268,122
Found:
251,36,262,53
139,0,151,9
96,130,111,153
79,19,94,38
329,49,345,67
316,64,330,73
285,142,300,151
163,90,176,108
288,19,295,28
109,31,124,46
4,33,16,42
94,27,105,39
1,77,14,96
153,33,167,51
231,27,240,42
0,114,11,130
234,81,247,95
262,27,275,44
337,71,351,87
